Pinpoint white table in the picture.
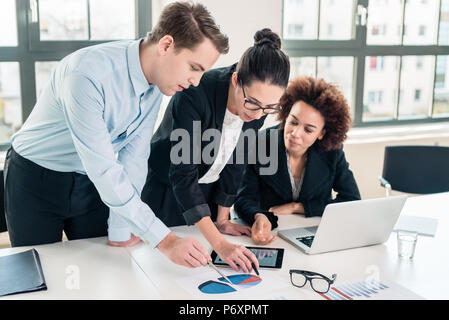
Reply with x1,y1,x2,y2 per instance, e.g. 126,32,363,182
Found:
0,237,161,299
126,192,449,300
1,192,448,299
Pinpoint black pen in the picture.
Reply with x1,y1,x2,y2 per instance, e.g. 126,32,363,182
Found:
251,262,260,276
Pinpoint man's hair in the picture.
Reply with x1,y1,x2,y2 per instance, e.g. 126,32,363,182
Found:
147,1,229,54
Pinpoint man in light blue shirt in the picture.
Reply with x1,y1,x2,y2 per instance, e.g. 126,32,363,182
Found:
5,2,229,268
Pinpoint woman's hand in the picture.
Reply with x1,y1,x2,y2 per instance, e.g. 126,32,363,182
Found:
214,241,259,273
251,214,276,245
216,220,252,237
269,202,304,215
194,215,256,272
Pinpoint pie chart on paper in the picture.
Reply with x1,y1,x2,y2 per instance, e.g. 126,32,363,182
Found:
198,274,262,294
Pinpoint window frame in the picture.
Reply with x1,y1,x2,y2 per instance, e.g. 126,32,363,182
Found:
0,0,152,129
282,0,449,127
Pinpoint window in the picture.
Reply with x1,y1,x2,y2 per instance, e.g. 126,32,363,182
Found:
416,56,424,69
0,63,22,142
434,55,449,116
364,56,399,121
415,89,422,101
375,25,387,35
0,0,151,143
37,0,135,41
288,24,304,37
435,55,447,88
283,0,354,40
403,0,439,45
440,0,449,44
283,0,449,127
367,0,403,44
327,24,333,37
370,56,385,70
419,25,426,36
0,0,20,143
290,56,355,115
399,56,434,118
35,61,59,98
367,91,383,104
0,0,18,46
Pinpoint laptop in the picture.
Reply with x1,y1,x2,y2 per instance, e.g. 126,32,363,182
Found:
278,195,408,254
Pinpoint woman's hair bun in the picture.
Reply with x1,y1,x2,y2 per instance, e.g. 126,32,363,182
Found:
254,28,281,50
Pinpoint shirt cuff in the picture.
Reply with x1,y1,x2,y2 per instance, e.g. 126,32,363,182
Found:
182,203,211,225
139,216,171,248
214,190,236,207
108,212,131,241
259,211,279,229
108,227,132,242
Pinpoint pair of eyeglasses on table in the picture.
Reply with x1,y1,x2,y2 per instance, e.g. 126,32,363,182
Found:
289,269,337,294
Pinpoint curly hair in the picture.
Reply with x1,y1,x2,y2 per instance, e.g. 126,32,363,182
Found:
277,76,352,151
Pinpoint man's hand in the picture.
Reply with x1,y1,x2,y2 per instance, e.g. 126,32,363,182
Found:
216,220,252,237
107,233,142,247
251,214,276,245
269,202,304,215
157,232,211,268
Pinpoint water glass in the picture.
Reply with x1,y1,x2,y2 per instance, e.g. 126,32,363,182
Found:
397,230,418,259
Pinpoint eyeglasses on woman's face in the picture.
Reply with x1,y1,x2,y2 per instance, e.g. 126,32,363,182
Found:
240,80,282,115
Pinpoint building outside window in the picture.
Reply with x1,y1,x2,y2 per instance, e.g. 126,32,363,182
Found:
283,0,449,126
0,0,151,144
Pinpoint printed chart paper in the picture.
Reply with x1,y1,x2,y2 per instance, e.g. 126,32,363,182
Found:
176,270,289,299
316,279,424,300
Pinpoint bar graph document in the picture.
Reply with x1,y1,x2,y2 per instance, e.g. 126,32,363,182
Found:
317,279,424,300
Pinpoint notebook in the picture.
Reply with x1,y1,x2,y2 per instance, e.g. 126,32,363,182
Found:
393,215,439,237
0,249,47,296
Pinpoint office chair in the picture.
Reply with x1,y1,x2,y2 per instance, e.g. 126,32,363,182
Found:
0,170,6,233
379,145,449,196
0,144,10,233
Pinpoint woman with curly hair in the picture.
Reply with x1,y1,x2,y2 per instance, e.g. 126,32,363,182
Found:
234,76,361,245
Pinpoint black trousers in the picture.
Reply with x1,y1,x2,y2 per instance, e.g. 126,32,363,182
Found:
4,148,109,247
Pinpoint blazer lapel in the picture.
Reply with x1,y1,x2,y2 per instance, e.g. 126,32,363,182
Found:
259,129,293,202
214,64,235,130
299,144,331,199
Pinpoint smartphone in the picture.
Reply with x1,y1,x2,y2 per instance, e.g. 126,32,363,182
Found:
211,246,284,269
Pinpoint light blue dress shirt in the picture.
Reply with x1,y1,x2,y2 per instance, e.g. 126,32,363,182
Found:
11,39,171,246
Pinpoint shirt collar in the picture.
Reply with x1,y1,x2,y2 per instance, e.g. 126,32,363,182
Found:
127,38,152,96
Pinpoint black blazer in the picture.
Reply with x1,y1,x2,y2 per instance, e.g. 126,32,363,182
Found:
145,64,266,225
234,125,361,229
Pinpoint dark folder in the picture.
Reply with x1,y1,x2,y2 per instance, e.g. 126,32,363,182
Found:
0,249,47,296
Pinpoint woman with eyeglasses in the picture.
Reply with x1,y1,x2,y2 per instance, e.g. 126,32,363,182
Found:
234,76,361,245
136,28,290,272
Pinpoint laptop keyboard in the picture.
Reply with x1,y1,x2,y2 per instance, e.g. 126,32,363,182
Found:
296,236,315,248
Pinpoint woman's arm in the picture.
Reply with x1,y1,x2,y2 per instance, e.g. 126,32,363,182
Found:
168,92,212,225
216,205,251,237
302,149,361,217
195,215,258,272
268,202,305,215
251,213,277,245
234,164,279,228
330,149,361,203
168,91,258,272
